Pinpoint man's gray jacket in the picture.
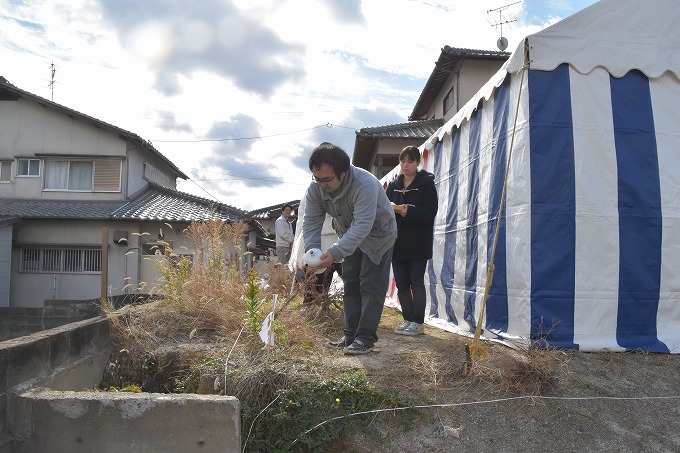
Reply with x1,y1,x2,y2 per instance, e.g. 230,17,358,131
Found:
303,165,397,265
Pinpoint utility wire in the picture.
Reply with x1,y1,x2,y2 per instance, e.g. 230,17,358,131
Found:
152,122,357,143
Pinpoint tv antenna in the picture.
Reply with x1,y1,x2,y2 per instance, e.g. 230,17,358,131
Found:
487,1,520,51
48,61,56,101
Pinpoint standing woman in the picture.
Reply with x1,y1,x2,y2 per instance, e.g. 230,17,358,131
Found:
386,146,438,336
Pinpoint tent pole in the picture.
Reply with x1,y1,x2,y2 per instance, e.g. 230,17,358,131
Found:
468,44,529,374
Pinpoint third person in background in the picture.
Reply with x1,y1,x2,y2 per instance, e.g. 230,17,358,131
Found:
386,145,438,336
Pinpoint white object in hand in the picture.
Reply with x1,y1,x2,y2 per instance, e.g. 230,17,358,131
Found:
304,248,327,274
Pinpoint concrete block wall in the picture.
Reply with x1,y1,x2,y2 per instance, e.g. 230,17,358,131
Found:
0,295,157,341
0,299,100,341
1,313,241,452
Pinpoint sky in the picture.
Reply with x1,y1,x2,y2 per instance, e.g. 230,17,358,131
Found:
0,0,598,211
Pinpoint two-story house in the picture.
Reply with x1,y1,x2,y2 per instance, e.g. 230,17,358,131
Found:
352,46,510,177
0,76,266,310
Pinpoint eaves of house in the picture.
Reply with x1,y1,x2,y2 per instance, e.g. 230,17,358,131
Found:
409,46,510,121
352,119,444,169
0,76,188,180
247,200,300,221
0,183,265,233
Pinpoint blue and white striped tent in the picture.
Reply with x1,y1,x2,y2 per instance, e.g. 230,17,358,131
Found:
412,0,680,353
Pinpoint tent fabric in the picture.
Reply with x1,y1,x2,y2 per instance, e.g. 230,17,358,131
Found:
389,0,680,353
507,0,680,79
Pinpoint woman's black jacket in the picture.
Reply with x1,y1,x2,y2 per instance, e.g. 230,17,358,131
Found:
386,170,438,261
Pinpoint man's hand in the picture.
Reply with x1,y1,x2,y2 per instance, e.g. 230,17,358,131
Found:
309,251,335,272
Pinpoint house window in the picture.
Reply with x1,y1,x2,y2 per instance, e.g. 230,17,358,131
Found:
20,247,102,273
17,159,40,176
43,159,121,192
374,154,400,179
0,161,11,182
443,87,455,115
141,242,171,256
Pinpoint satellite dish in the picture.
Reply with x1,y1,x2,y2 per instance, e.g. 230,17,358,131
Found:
497,36,508,51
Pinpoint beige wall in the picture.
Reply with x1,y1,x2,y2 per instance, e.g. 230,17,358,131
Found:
0,96,179,201
9,220,199,307
428,59,506,122
0,98,129,200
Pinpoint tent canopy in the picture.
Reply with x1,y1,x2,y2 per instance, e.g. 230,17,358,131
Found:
401,0,680,353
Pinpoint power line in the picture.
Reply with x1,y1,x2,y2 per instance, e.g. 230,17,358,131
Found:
152,123,357,143
139,106,413,120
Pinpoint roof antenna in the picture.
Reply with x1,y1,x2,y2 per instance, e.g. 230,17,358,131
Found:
487,1,520,51
48,61,56,101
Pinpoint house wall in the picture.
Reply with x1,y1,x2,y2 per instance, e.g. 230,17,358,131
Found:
365,139,417,178
0,224,11,307
9,219,202,307
127,145,178,196
7,218,260,308
0,97,128,201
427,59,506,122
11,220,109,307
8,218,261,309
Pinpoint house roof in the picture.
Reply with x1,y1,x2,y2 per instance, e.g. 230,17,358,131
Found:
0,199,126,220
0,76,188,180
0,184,247,223
409,46,510,121
111,183,247,222
247,200,300,220
351,119,444,169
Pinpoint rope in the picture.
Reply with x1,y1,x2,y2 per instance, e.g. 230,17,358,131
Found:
292,393,680,443
469,41,529,372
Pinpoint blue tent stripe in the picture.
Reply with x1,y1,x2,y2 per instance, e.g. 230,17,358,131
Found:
486,75,510,333
611,71,668,353
428,141,443,318
464,106,482,329
439,131,461,323
529,64,577,348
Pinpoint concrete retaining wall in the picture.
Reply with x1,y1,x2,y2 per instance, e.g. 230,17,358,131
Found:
0,299,100,341
1,313,241,452
14,389,240,453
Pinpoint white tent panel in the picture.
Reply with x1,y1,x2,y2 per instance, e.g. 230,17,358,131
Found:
507,0,680,79
654,75,680,353
570,68,623,352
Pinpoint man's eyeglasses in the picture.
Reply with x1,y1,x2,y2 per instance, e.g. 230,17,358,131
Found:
312,174,337,185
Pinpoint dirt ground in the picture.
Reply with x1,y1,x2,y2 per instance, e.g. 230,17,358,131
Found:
324,307,680,453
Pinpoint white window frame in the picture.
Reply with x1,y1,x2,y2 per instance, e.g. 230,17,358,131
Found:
42,159,122,192
17,158,40,177
0,161,11,182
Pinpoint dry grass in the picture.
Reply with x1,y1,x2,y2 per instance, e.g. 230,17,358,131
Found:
102,220,347,393
100,220,574,451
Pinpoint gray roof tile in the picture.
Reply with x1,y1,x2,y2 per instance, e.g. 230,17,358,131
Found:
247,200,300,220
352,119,444,169
0,185,247,223
0,199,124,219
111,185,247,222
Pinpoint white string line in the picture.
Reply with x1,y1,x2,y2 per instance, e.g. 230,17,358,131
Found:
292,394,680,444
